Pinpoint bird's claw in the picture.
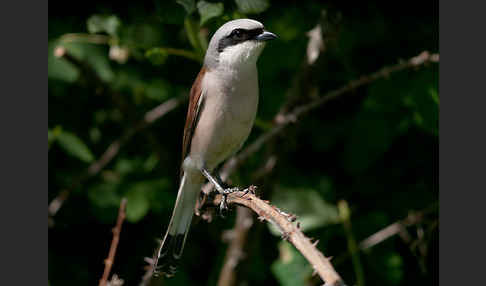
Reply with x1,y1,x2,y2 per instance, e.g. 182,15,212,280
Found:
218,187,239,217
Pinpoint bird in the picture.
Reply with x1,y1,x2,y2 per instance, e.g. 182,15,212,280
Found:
153,18,277,277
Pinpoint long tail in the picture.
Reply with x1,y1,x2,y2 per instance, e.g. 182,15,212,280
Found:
154,172,203,277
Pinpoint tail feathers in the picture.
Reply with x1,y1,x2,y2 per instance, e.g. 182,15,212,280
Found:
154,233,187,277
153,172,202,277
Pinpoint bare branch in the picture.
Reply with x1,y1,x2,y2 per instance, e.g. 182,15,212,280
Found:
59,33,112,45
359,203,437,250
99,198,127,286
210,190,346,286
331,203,438,268
217,207,253,286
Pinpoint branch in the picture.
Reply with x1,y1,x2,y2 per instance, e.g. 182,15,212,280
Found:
331,203,438,267
359,203,438,251
59,33,112,45
217,207,254,286
99,198,127,286
147,47,202,63
216,156,277,286
209,189,346,286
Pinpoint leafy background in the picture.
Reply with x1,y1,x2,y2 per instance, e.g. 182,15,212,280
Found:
48,0,438,285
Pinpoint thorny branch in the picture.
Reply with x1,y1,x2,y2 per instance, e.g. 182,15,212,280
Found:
210,189,346,286
99,198,127,286
217,156,277,286
48,47,187,219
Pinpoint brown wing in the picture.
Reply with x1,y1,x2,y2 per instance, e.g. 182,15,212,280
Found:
181,67,207,175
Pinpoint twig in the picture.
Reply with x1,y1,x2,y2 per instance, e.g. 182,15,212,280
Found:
147,47,202,63
48,94,186,218
210,190,346,286
99,198,127,286
139,257,157,286
59,33,112,45
331,203,438,267
217,207,254,286
360,203,438,251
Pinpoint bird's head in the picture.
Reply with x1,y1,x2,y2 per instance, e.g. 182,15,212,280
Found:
204,19,277,70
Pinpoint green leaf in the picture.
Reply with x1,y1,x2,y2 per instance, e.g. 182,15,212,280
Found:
145,48,169,65
54,42,115,82
125,185,150,223
124,179,171,221
271,241,312,286
385,253,404,284
56,130,95,163
88,183,120,208
87,15,121,36
146,80,171,102
123,23,161,50
143,154,159,171
268,186,339,235
48,130,53,144
48,126,63,149
368,252,404,285
235,0,269,14
177,0,196,14
404,69,439,136
87,182,121,223
197,1,224,26
184,17,206,56
48,42,79,82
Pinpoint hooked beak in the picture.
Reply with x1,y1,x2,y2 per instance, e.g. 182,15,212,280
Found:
255,30,278,42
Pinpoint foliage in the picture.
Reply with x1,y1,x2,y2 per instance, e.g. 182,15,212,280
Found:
48,1,438,286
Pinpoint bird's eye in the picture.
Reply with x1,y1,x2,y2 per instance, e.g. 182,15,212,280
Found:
231,29,244,40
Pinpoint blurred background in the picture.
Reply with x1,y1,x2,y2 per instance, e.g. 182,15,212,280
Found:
48,0,438,285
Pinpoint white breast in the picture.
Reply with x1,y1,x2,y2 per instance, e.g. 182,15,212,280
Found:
188,66,259,171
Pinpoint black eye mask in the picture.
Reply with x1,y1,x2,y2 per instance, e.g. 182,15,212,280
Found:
218,28,264,53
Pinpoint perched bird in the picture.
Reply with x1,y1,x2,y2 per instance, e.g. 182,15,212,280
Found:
154,18,277,277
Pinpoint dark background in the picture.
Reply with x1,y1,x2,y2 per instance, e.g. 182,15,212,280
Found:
48,0,438,285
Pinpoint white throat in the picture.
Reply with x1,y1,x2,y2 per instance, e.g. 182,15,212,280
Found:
218,41,265,71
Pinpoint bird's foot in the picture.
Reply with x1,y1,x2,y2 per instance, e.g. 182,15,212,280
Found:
218,187,240,216
239,185,257,197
